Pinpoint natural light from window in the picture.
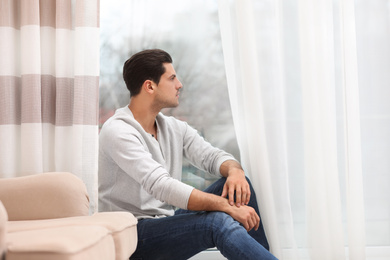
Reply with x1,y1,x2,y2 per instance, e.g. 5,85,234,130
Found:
99,0,239,190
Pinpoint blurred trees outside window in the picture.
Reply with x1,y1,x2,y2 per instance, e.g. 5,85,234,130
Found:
100,0,239,190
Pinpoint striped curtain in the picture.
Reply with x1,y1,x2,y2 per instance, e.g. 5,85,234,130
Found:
0,0,100,212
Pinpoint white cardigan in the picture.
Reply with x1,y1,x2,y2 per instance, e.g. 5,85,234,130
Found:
98,106,236,219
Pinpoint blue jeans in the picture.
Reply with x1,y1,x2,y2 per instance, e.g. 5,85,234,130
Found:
130,177,278,260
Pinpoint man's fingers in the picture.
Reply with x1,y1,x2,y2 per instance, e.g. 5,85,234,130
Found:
241,192,247,207
223,180,251,207
228,186,235,206
255,216,260,231
235,187,242,207
221,184,228,198
246,212,258,232
239,185,250,206
247,218,254,232
243,184,250,205
243,221,250,231
251,215,260,232
247,187,251,204
230,205,260,232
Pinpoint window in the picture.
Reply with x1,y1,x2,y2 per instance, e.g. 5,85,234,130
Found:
100,0,239,190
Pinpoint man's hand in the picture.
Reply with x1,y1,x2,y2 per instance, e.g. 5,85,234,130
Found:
220,161,251,207
187,189,259,232
227,204,260,232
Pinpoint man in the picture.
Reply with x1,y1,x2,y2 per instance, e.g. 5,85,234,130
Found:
99,49,278,260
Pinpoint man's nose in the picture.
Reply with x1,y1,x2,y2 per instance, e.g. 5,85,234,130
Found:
177,80,183,89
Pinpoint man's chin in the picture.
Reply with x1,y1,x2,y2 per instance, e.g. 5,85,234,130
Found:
171,102,180,108
163,103,179,109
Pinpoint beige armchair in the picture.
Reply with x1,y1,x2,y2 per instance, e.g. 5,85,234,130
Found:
0,201,6,260
0,172,137,260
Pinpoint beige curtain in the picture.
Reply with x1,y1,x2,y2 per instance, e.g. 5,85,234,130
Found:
0,0,100,212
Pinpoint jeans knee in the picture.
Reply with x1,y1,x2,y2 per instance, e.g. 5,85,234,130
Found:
208,211,230,221
206,212,242,235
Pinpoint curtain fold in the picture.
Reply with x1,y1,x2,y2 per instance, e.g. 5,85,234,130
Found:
339,0,366,259
0,0,100,212
218,0,387,259
298,0,346,258
218,0,298,258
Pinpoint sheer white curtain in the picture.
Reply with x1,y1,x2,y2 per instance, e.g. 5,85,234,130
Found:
218,0,390,259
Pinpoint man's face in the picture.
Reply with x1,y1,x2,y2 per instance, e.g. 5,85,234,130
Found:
154,63,183,109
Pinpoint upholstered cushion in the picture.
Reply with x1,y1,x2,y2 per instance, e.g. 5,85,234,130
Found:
8,212,138,260
0,172,89,220
0,201,7,258
6,225,115,260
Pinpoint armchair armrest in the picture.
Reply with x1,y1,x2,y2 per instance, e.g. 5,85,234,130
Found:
0,172,89,221
0,201,7,259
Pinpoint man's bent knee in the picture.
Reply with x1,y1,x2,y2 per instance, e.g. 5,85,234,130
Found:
204,211,244,235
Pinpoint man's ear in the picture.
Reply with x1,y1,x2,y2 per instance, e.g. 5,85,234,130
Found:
142,80,154,94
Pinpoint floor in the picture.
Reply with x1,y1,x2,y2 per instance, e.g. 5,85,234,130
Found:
189,248,226,260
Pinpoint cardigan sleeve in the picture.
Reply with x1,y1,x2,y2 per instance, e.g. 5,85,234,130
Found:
182,122,237,176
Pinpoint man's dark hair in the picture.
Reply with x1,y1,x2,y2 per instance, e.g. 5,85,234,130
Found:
123,49,173,97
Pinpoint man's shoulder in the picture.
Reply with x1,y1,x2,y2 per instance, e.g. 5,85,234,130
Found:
157,113,192,138
100,107,141,137
157,113,187,128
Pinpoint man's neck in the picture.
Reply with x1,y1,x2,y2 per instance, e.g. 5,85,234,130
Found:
128,102,158,135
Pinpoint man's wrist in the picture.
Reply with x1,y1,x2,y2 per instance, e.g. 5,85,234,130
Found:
220,160,244,178
216,196,234,214
227,167,245,177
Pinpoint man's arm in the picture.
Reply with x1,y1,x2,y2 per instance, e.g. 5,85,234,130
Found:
187,189,260,232
219,160,251,207
187,160,259,232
